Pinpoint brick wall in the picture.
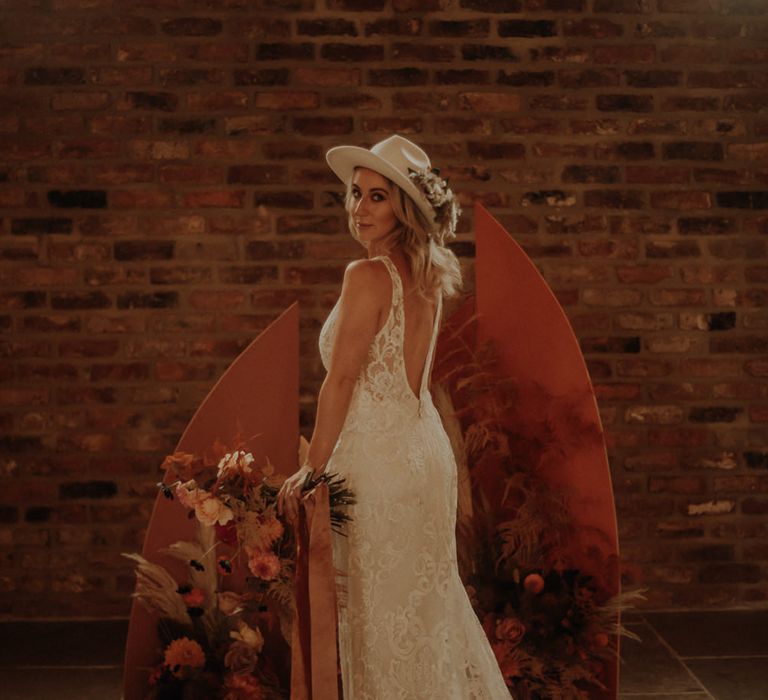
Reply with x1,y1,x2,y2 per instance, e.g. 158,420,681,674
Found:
1,0,767,617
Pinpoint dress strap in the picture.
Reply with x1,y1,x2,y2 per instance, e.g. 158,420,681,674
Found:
375,255,402,311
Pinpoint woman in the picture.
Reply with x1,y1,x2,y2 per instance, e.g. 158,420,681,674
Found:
277,134,512,698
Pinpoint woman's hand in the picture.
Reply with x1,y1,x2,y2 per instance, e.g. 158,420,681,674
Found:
276,465,315,524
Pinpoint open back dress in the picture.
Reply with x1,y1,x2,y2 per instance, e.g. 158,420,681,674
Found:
318,253,513,700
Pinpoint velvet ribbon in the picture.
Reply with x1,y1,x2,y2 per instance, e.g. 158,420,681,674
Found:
290,481,340,700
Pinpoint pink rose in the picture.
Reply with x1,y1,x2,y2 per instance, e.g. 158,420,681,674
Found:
195,496,234,527
175,480,207,510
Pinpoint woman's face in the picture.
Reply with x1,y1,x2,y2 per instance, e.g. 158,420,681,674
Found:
349,167,399,246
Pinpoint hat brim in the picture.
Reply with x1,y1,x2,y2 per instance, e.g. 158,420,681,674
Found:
325,145,438,230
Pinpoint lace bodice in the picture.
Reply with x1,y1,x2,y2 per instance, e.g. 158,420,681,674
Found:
319,254,443,421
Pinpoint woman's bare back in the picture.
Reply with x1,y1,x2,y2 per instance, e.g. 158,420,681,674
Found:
374,253,439,400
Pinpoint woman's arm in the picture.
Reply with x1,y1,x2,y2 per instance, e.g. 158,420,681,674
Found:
304,258,386,476
277,258,387,521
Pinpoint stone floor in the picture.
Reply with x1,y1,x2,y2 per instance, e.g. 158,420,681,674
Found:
0,610,767,699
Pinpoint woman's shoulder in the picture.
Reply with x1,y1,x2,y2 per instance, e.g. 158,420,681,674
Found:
344,256,390,283
341,257,392,305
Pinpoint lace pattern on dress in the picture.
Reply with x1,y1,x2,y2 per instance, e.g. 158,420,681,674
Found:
318,254,513,699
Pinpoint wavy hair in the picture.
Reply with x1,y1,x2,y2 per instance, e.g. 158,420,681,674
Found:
344,167,463,301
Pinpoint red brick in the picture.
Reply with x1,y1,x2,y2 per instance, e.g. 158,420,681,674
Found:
182,190,245,208
188,290,247,310
625,451,680,472
648,288,707,305
111,190,175,209
89,363,150,382
459,93,522,112
714,476,768,493
649,476,707,494
0,388,49,406
650,190,712,209
294,67,361,87
253,91,320,110
647,428,711,447
616,264,676,283
14,267,79,287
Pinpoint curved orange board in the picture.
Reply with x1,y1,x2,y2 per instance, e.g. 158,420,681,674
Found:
471,202,621,697
122,303,299,700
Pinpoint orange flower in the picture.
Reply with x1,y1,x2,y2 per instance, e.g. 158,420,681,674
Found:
243,513,283,550
163,637,205,676
523,573,545,594
246,548,281,580
181,587,205,608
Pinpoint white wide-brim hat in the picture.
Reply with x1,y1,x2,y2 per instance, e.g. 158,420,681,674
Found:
325,134,439,231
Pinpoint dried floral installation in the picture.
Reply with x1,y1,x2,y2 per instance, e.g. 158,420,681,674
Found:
432,308,646,700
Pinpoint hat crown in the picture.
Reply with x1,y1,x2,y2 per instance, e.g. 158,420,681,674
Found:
370,135,431,176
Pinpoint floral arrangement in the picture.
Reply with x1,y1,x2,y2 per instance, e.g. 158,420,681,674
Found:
432,314,646,700
125,310,646,699
407,165,462,242
123,436,354,700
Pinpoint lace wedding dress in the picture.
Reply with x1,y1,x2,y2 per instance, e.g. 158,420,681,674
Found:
319,254,513,699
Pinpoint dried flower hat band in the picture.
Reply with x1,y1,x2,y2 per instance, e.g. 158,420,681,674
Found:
406,165,462,244
325,134,461,242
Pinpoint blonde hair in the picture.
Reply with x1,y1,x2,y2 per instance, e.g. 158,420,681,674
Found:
344,168,463,301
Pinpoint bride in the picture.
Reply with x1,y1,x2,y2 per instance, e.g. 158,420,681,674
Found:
277,134,512,698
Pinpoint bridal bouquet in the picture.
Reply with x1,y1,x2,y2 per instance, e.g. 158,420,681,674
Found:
123,437,354,700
